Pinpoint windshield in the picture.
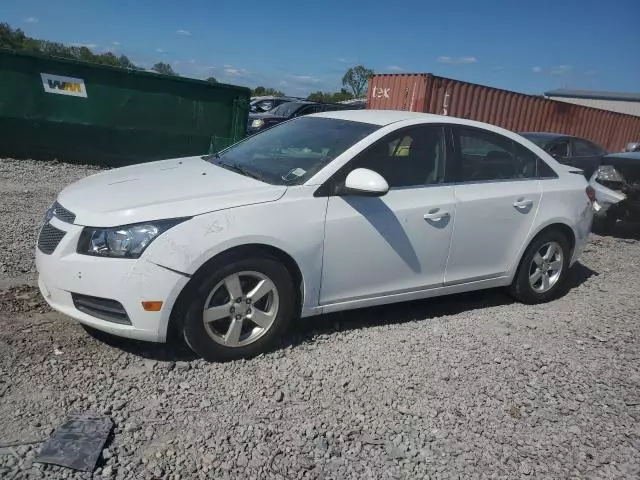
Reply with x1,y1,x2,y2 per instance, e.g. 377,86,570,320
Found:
269,102,305,117
204,116,379,185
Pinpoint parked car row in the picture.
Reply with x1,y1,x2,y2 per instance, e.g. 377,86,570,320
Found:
247,99,365,135
249,95,307,114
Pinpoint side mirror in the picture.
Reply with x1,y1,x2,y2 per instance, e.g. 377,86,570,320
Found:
341,168,389,197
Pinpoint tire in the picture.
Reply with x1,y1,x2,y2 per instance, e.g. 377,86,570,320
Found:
509,230,571,304
181,253,295,362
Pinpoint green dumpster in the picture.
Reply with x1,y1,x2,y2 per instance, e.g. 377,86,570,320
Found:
0,49,250,166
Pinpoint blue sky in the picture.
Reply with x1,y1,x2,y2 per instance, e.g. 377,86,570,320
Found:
3,0,639,96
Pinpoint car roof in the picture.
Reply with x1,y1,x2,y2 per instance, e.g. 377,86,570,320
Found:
311,109,458,125
519,132,571,140
250,96,306,104
275,100,314,107
312,109,524,131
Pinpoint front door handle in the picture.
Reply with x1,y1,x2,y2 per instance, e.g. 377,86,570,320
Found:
513,198,533,209
423,210,450,221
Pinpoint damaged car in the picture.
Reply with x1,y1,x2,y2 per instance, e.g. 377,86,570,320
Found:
35,111,594,361
519,132,607,180
590,152,640,228
624,142,640,153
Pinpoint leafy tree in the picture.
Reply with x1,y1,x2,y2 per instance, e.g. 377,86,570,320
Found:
152,62,177,76
342,65,374,98
0,22,140,70
306,91,324,102
205,77,218,83
252,86,285,97
0,23,39,51
307,89,353,103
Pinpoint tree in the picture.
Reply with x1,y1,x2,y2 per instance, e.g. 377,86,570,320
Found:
0,22,141,70
307,89,353,103
252,86,284,97
151,62,177,76
205,77,218,83
342,65,374,98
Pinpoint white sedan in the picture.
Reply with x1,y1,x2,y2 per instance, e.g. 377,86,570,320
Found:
35,110,594,361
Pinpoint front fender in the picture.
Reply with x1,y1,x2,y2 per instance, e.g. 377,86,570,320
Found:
143,191,328,312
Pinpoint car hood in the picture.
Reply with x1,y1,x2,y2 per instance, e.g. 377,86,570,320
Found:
248,112,287,121
56,156,287,227
604,152,640,163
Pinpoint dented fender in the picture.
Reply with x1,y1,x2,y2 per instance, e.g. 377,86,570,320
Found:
143,187,329,313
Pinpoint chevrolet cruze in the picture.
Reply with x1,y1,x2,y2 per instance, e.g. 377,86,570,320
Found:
36,110,594,361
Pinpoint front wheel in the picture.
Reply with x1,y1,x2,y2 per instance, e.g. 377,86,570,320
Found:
181,255,295,362
509,231,571,304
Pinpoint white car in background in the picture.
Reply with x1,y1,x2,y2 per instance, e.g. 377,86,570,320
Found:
35,110,594,361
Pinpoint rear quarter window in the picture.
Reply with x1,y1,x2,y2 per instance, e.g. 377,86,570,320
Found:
537,158,558,178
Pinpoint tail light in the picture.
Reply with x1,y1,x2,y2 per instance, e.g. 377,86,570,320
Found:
586,185,596,203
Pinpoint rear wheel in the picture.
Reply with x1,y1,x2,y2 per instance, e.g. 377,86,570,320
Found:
509,230,571,304
181,255,295,361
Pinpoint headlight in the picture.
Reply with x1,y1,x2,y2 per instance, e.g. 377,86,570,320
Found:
77,218,190,259
251,119,264,128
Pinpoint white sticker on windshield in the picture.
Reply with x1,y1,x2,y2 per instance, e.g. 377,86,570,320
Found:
282,167,306,182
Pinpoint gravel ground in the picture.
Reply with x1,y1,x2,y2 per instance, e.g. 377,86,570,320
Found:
1,158,640,479
0,158,103,287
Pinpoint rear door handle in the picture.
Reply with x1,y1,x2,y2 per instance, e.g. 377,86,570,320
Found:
423,210,450,221
513,198,533,209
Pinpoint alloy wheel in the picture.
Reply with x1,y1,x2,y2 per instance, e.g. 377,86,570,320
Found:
202,271,280,347
528,241,564,294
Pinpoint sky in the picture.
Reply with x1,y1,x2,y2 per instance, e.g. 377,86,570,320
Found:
2,0,639,97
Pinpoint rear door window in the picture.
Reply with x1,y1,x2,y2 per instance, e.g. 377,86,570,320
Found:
454,127,537,182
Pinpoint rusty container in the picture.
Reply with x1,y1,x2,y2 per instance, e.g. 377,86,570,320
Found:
367,73,640,152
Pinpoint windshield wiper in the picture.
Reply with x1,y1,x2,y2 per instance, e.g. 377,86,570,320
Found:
215,160,264,181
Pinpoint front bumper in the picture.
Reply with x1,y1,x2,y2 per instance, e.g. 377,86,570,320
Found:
35,217,189,342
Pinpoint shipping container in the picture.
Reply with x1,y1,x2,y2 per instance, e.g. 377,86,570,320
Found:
0,49,251,166
367,73,640,152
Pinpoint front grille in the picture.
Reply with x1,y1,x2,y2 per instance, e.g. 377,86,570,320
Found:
72,293,131,325
53,202,76,224
37,223,66,254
